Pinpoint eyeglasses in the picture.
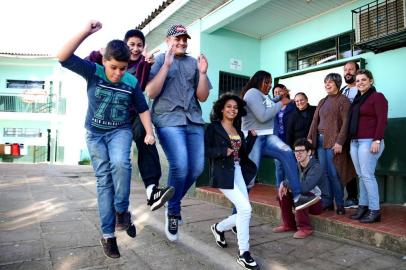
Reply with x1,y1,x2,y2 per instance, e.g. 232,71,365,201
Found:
294,149,307,154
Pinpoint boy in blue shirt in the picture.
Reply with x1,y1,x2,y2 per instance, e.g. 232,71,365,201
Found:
57,20,155,259
86,29,174,213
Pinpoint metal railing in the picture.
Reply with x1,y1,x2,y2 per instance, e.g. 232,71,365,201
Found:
0,94,66,114
352,0,405,43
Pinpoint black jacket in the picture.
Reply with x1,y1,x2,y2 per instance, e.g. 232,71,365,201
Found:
205,121,257,189
285,105,316,148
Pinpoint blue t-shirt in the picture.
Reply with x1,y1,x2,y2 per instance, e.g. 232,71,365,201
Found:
60,55,149,132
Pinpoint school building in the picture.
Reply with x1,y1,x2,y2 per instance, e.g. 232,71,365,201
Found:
139,0,406,204
0,53,88,165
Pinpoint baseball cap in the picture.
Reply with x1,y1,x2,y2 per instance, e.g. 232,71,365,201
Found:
167,24,191,39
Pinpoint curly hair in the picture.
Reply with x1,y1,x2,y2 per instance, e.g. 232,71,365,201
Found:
210,93,247,124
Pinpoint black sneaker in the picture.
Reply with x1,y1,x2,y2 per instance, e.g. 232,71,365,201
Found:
115,211,131,231
126,223,136,238
237,251,259,270
100,237,120,259
210,223,227,248
294,194,321,211
344,198,359,209
165,212,178,241
148,186,175,211
176,214,184,226
231,226,237,235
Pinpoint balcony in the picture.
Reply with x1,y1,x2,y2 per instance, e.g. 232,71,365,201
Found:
352,0,406,53
0,94,66,114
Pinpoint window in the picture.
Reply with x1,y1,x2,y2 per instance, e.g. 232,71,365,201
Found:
3,128,42,137
219,71,250,96
286,32,364,72
6,80,45,89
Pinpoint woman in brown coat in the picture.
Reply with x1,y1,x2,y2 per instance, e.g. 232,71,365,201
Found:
308,73,356,215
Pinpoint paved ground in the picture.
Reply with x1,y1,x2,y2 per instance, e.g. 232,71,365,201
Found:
0,163,405,270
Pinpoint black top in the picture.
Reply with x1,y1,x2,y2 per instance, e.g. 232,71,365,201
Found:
285,105,316,148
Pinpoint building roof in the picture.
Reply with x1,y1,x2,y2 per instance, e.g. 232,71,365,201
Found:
136,0,176,30
138,0,229,49
0,51,53,59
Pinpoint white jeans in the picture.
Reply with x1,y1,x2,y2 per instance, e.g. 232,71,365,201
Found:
218,164,252,253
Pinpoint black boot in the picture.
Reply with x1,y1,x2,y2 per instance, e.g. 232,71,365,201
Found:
360,210,381,223
350,205,368,220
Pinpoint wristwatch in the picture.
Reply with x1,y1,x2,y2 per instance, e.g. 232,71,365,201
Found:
374,140,381,144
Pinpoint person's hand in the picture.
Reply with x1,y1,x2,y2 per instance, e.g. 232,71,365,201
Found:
278,182,288,199
143,44,159,64
87,20,102,35
332,143,342,154
370,141,380,153
164,43,175,67
226,148,234,156
248,129,257,136
197,53,208,75
144,134,156,145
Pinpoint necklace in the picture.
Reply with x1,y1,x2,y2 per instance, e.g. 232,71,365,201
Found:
221,121,238,136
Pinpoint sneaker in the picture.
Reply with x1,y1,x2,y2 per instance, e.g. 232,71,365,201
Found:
294,195,321,211
272,225,296,233
165,212,178,241
115,211,131,231
177,214,184,226
293,229,313,239
344,198,359,209
237,251,259,270
148,186,175,211
126,223,136,238
231,226,237,235
100,237,120,259
211,223,227,248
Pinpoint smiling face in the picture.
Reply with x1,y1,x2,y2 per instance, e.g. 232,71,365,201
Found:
294,146,311,163
294,94,309,111
221,99,238,121
356,74,373,94
166,35,188,56
324,79,339,95
126,36,144,61
102,58,128,83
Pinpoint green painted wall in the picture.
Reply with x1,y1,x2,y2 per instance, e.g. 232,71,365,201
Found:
260,0,406,118
200,28,260,122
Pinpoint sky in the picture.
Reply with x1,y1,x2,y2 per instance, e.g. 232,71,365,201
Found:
0,0,164,57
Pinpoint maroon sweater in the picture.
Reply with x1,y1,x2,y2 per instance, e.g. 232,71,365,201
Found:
355,91,388,140
85,50,151,91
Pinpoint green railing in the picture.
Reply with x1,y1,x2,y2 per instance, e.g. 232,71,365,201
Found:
0,95,66,114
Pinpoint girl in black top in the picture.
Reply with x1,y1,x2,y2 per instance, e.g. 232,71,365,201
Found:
205,93,259,270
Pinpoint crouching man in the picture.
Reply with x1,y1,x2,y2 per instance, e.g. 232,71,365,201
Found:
273,138,323,239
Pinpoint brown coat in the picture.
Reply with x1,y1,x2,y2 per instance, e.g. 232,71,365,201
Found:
307,93,356,185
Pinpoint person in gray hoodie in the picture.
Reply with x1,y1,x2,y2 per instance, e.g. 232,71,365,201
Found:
241,70,320,211
273,138,323,239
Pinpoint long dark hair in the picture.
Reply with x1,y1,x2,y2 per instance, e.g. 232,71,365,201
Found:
240,70,271,98
210,93,247,127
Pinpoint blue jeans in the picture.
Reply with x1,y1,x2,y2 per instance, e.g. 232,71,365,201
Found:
274,159,286,186
317,134,344,207
156,124,205,215
249,134,301,197
86,128,133,236
350,139,384,210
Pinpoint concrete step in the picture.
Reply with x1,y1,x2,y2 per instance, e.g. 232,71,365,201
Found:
195,184,406,254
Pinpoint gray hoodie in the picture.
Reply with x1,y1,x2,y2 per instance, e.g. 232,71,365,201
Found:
242,88,282,135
